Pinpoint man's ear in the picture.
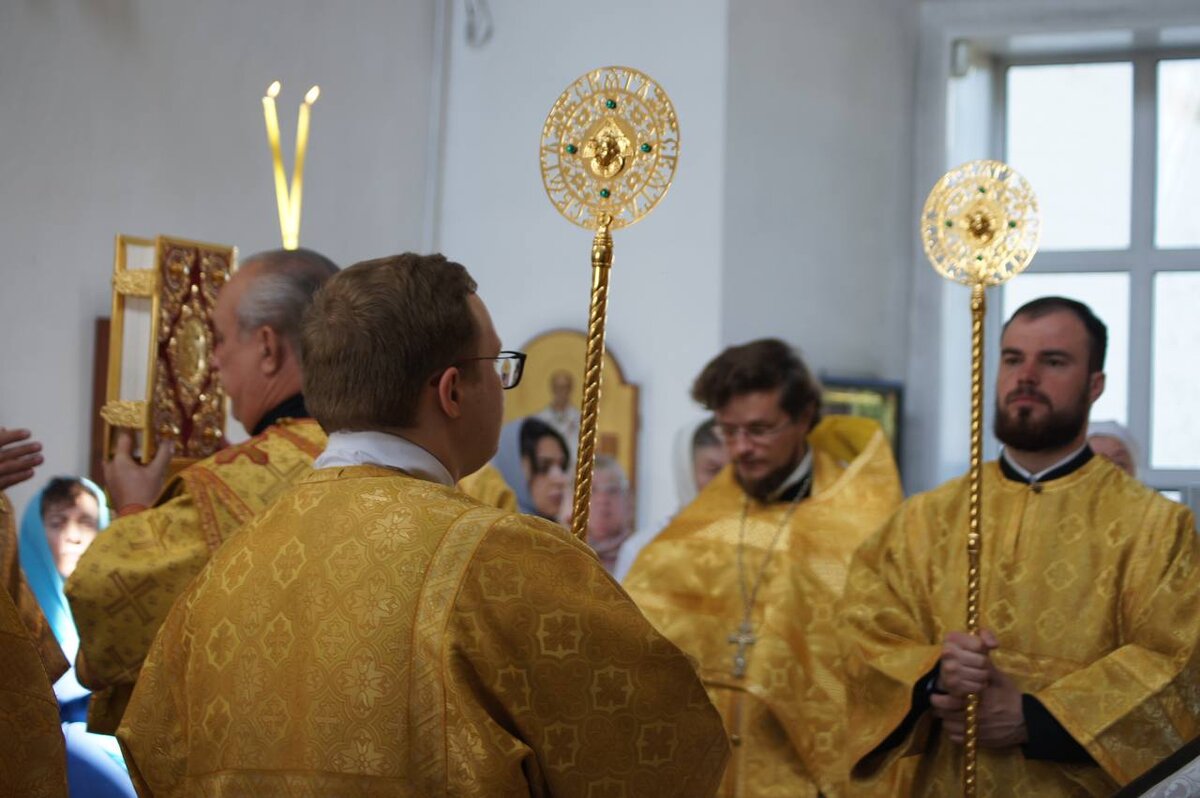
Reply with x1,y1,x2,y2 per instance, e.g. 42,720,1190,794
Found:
1088,371,1106,405
797,402,817,433
436,366,465,419
255,326,284,377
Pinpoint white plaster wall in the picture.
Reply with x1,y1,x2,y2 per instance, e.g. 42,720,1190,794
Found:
0,0,436,514
906,0,1200,494
720,0,919,477
436,0,729,531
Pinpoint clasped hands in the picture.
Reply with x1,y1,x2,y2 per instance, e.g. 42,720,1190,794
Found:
931,629,1029,748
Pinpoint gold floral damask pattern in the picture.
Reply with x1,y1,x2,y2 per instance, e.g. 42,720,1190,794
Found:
624,417,905,798
0,493,68,682
0,582,67,798
840,458,1200,796
119,466,729,797
65,418,327,733
0,492,67,797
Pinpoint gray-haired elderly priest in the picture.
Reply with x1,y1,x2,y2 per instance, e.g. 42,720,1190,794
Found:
118,253,729,796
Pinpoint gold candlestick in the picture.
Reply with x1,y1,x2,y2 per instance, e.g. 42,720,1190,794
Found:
540,66,679,540
261,81,320,250
921,160,1040,797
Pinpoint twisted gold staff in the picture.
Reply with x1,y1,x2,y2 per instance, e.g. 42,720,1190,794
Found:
571,215,613,535
539,67,679,541
920,160,1039,797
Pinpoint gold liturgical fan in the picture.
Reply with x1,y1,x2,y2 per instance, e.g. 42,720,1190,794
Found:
540,65,679,541
921,159,1040,798
101,235,236,468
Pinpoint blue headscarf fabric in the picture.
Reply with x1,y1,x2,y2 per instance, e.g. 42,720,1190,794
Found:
18,477,135,796
18,476,110,667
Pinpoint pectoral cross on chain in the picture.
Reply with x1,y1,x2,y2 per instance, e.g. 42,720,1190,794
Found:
728,620,756,678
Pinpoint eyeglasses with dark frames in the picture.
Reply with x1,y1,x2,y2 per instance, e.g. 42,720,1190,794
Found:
454,350,527,390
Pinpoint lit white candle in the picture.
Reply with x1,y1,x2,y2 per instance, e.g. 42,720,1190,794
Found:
287,85,320,249
261,81,292,248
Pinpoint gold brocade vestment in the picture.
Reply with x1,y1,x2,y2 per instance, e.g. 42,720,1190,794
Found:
67,418,516,734
118,465,729,797
66,418,327,733
840,457,1200,796
624,417,904,797
0,493,67,798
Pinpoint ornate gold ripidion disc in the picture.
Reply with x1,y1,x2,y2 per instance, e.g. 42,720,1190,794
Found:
922,160,1040,287
540,66,679,230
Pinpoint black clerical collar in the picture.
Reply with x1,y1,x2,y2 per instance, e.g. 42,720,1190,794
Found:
999,444,1094,486
251,393,309,436
770,449,815,504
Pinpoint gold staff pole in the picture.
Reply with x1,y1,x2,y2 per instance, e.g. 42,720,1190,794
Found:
920,160,1040,798
539,66,680,541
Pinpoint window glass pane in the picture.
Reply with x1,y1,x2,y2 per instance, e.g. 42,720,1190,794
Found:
1157,59,1200,248
1001,272,1130,424
1152,271,1200,468
1006,63,1132,250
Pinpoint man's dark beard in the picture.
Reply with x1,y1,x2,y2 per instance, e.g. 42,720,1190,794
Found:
993,385,1089,452
734,459,798,503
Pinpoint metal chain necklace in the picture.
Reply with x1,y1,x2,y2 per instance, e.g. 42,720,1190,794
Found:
728,470,812,678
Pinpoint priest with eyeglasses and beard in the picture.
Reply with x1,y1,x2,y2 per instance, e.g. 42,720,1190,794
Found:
624,338,906,797
840,297,1200,797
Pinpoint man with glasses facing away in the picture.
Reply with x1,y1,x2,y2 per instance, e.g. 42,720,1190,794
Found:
118,253,729,797
624,338,905,797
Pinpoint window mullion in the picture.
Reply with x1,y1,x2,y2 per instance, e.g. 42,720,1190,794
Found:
1129,54,1156,474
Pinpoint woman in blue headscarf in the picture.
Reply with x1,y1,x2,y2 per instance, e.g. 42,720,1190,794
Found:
20,476,135,798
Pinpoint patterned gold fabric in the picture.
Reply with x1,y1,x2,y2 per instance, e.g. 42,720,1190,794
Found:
118,465,729,796
0,493,67,798
1,493,68,683
624,417,904,797
457,462,517,512
65,418,327,733
840,458,1200,796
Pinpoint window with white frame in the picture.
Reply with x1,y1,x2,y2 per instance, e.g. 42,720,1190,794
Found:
996,53,1200,492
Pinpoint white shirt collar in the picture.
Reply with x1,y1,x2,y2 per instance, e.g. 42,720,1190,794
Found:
1000,442,1089,484
768,447,814,501
313,430,454,487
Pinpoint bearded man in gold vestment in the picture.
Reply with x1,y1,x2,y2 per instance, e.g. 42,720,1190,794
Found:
66,248,340,734
119,253,729,796
623,339,905,797
840,297,1200,796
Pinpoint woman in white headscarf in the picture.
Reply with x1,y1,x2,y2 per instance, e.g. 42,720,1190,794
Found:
613,417,729,581
1087,419,1139,478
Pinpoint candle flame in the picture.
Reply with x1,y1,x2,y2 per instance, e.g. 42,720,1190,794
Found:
266,80,281,99
305,85,321,104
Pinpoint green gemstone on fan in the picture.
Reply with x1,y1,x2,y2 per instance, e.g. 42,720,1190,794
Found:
976,254,984,261
605,99,617,109
565,144,577,154
978,186,987,193
640,143,652,153
599,188,611,198
1008,220,1017,228
945,220,954,228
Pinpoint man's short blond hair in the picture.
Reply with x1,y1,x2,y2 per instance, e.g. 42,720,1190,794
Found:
301,253,477,431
